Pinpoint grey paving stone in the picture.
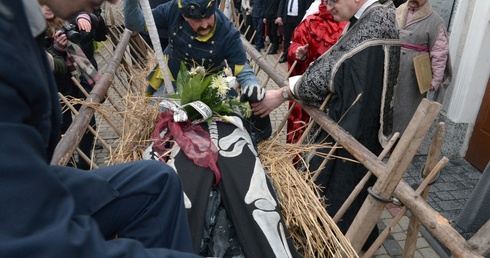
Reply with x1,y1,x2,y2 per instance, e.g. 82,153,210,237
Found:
433,191,455,201
383,238,403,257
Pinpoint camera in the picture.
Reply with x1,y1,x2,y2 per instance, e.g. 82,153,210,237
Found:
59,24,81,44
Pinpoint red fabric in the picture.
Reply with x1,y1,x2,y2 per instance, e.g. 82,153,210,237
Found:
286,100,310,144
287,3,347,77
286,3,347,144
152,111,221,185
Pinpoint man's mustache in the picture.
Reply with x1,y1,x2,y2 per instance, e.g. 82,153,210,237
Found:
198,26,211,32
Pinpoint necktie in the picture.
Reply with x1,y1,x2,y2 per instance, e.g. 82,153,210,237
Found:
348,16,358,30
289,0,294,12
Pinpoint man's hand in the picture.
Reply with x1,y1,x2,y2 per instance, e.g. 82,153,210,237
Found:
296,44,309,61
275,17,283,26
53,31,68,51
240,85,265,103
77,17,92,32
251,89,285,117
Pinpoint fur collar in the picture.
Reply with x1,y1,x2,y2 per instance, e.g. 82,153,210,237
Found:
396,1,433,28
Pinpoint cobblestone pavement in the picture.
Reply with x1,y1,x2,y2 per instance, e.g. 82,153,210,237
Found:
89,37,483,258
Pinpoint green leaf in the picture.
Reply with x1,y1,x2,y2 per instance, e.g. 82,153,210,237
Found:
176,62,189,99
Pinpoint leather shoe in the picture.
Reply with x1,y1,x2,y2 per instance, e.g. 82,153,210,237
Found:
278,54,287,63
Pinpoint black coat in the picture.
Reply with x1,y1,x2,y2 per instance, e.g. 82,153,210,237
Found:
262,0,279,19
276,0,314,22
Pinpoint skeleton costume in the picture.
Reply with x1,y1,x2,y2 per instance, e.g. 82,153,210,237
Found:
291,0,400,250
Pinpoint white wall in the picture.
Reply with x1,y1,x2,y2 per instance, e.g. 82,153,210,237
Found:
447,0,490,124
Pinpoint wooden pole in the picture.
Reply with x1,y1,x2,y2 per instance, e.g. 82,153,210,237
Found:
51,29,132,166
302,99,481,257
242,38,288,88
333,132,399,223
58,93,112,152
345,99,441,252
465,219,490,256
403,122,445,257
362,157,449,258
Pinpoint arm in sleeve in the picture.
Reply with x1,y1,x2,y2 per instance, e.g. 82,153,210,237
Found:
236,62,260,88
225,28,260,88
47,46,68,75
429,26,449,90
124,0,147,32
242,0,251,11
288,19,310,62
276,0,286,18
52,52,68,75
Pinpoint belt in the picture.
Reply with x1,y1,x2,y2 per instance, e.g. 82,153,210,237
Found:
400,42,429,52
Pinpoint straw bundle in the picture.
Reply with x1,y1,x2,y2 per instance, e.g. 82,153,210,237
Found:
258,137,358,258
109,93,160,164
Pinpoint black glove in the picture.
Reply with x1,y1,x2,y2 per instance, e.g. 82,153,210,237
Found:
240,84,265,103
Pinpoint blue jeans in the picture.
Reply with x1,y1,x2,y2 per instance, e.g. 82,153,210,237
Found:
252,16,264,49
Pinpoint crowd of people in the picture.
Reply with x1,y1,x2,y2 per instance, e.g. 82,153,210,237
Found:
0,0,451,257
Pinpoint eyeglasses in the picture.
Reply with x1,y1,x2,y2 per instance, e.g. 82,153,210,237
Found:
324,0,338,7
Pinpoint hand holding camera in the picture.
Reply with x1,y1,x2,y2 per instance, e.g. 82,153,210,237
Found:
58,24,82,44
53,30,68,51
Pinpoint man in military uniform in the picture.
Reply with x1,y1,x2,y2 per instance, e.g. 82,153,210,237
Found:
125,0,271,143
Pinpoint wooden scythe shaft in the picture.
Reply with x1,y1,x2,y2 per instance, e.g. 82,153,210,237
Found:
138,0,174,95
301,99,481,257
51,29,132,166
241,38,288,88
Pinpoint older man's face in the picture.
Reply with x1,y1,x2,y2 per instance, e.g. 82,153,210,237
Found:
408,0,426,9
39,0,117,19
325,0,361,22
182,14,216,36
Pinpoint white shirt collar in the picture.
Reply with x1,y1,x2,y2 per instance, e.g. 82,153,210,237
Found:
354,0,378,19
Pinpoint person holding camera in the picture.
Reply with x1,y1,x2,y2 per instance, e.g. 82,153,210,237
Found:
44,5,105,169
